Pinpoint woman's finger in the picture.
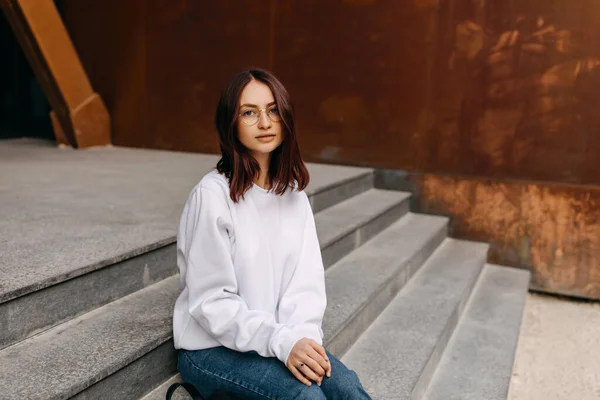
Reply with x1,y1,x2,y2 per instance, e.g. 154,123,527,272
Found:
310,342,332,377
302,354,325,381
290,366,312,386
310,342,329,363
306,348,327,376
297,360,322,384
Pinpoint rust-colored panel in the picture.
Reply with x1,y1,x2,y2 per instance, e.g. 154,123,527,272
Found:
63,0,146,148
411,174,600,299
63,0,272,151
430,0,600,185
61,0,600,183
142,0,272,153
273,0,438,169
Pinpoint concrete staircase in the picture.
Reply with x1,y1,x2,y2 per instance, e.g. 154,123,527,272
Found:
0,139,530,400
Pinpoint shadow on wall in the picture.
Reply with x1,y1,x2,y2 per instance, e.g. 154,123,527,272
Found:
431,2,600,185
0,11,53,140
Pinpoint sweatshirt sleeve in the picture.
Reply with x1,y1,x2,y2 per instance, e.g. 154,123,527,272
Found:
276,193,327,345
179,186,306,364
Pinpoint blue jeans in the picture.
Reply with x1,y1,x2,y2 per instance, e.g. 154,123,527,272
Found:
178,346,372,399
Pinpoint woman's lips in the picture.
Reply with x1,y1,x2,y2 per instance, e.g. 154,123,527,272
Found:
256,134,276,142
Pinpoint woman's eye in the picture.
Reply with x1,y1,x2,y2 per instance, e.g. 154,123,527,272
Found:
269,107,279,115
242,110,256,117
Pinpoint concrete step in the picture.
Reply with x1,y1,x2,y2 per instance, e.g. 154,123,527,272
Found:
323,213,448,357
342,239,489,400
307,164,374,213
316,188,411,269
142,376,184,400
0,212,446,400
0,276,180,400
139,212,449,400
0,243,178,352
0,150,374,350
423,264,531,400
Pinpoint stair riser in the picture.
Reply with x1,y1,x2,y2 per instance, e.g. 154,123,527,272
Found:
310,172,374,213
321,199,410,269
325,225,447,358
410,255,486,400
71,341,177,400
0,245,176,351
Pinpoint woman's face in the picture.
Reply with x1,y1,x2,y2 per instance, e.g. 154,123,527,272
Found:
237,79,283,158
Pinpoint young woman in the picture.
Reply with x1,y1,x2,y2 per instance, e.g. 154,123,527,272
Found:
173,68,372,399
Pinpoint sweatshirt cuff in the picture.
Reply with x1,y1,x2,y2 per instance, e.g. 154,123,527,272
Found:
270,327,304,364
270,324,324,365
291,323,323,346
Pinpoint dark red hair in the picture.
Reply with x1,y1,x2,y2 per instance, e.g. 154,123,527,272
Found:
215,68,310,203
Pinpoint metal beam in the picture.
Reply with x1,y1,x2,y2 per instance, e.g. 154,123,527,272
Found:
0,0,110,148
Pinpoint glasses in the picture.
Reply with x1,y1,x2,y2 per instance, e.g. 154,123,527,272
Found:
238,106,281,126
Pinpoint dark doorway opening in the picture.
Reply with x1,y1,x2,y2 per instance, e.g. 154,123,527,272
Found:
0,9,54,141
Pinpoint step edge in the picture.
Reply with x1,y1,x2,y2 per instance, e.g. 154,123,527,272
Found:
68,335,173,400
320,190,411,250
325,218,450,357
338,239,489,399
73,340,177,400
309,171,375,213
0,243,177,350
422,264,531,400
411,249,488,399
0,237,175,305
308,169,374,196
0,277,178,399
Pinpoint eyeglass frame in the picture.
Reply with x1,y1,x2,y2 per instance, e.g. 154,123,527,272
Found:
238,105,282,126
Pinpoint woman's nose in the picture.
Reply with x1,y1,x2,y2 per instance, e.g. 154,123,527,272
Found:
257,110,272,129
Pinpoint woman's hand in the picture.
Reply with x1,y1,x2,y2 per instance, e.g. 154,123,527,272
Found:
286,338,332,386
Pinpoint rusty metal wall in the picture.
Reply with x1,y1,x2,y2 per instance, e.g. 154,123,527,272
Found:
63,0,273,152
273,0,437,170
64,0,600,183
411,0,600,299
61,0,600,298
143,1,273,152
429,0,600,185
61,0,147,148
407,174,600,299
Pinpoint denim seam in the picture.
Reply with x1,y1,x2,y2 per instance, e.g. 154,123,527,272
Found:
182,352,278,400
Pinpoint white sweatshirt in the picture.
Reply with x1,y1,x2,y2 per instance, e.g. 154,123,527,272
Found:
173,170,327,365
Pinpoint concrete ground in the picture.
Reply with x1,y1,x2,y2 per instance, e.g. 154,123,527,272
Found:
509,292,600,400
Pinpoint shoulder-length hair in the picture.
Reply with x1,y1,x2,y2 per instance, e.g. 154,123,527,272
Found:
215,68,310,203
